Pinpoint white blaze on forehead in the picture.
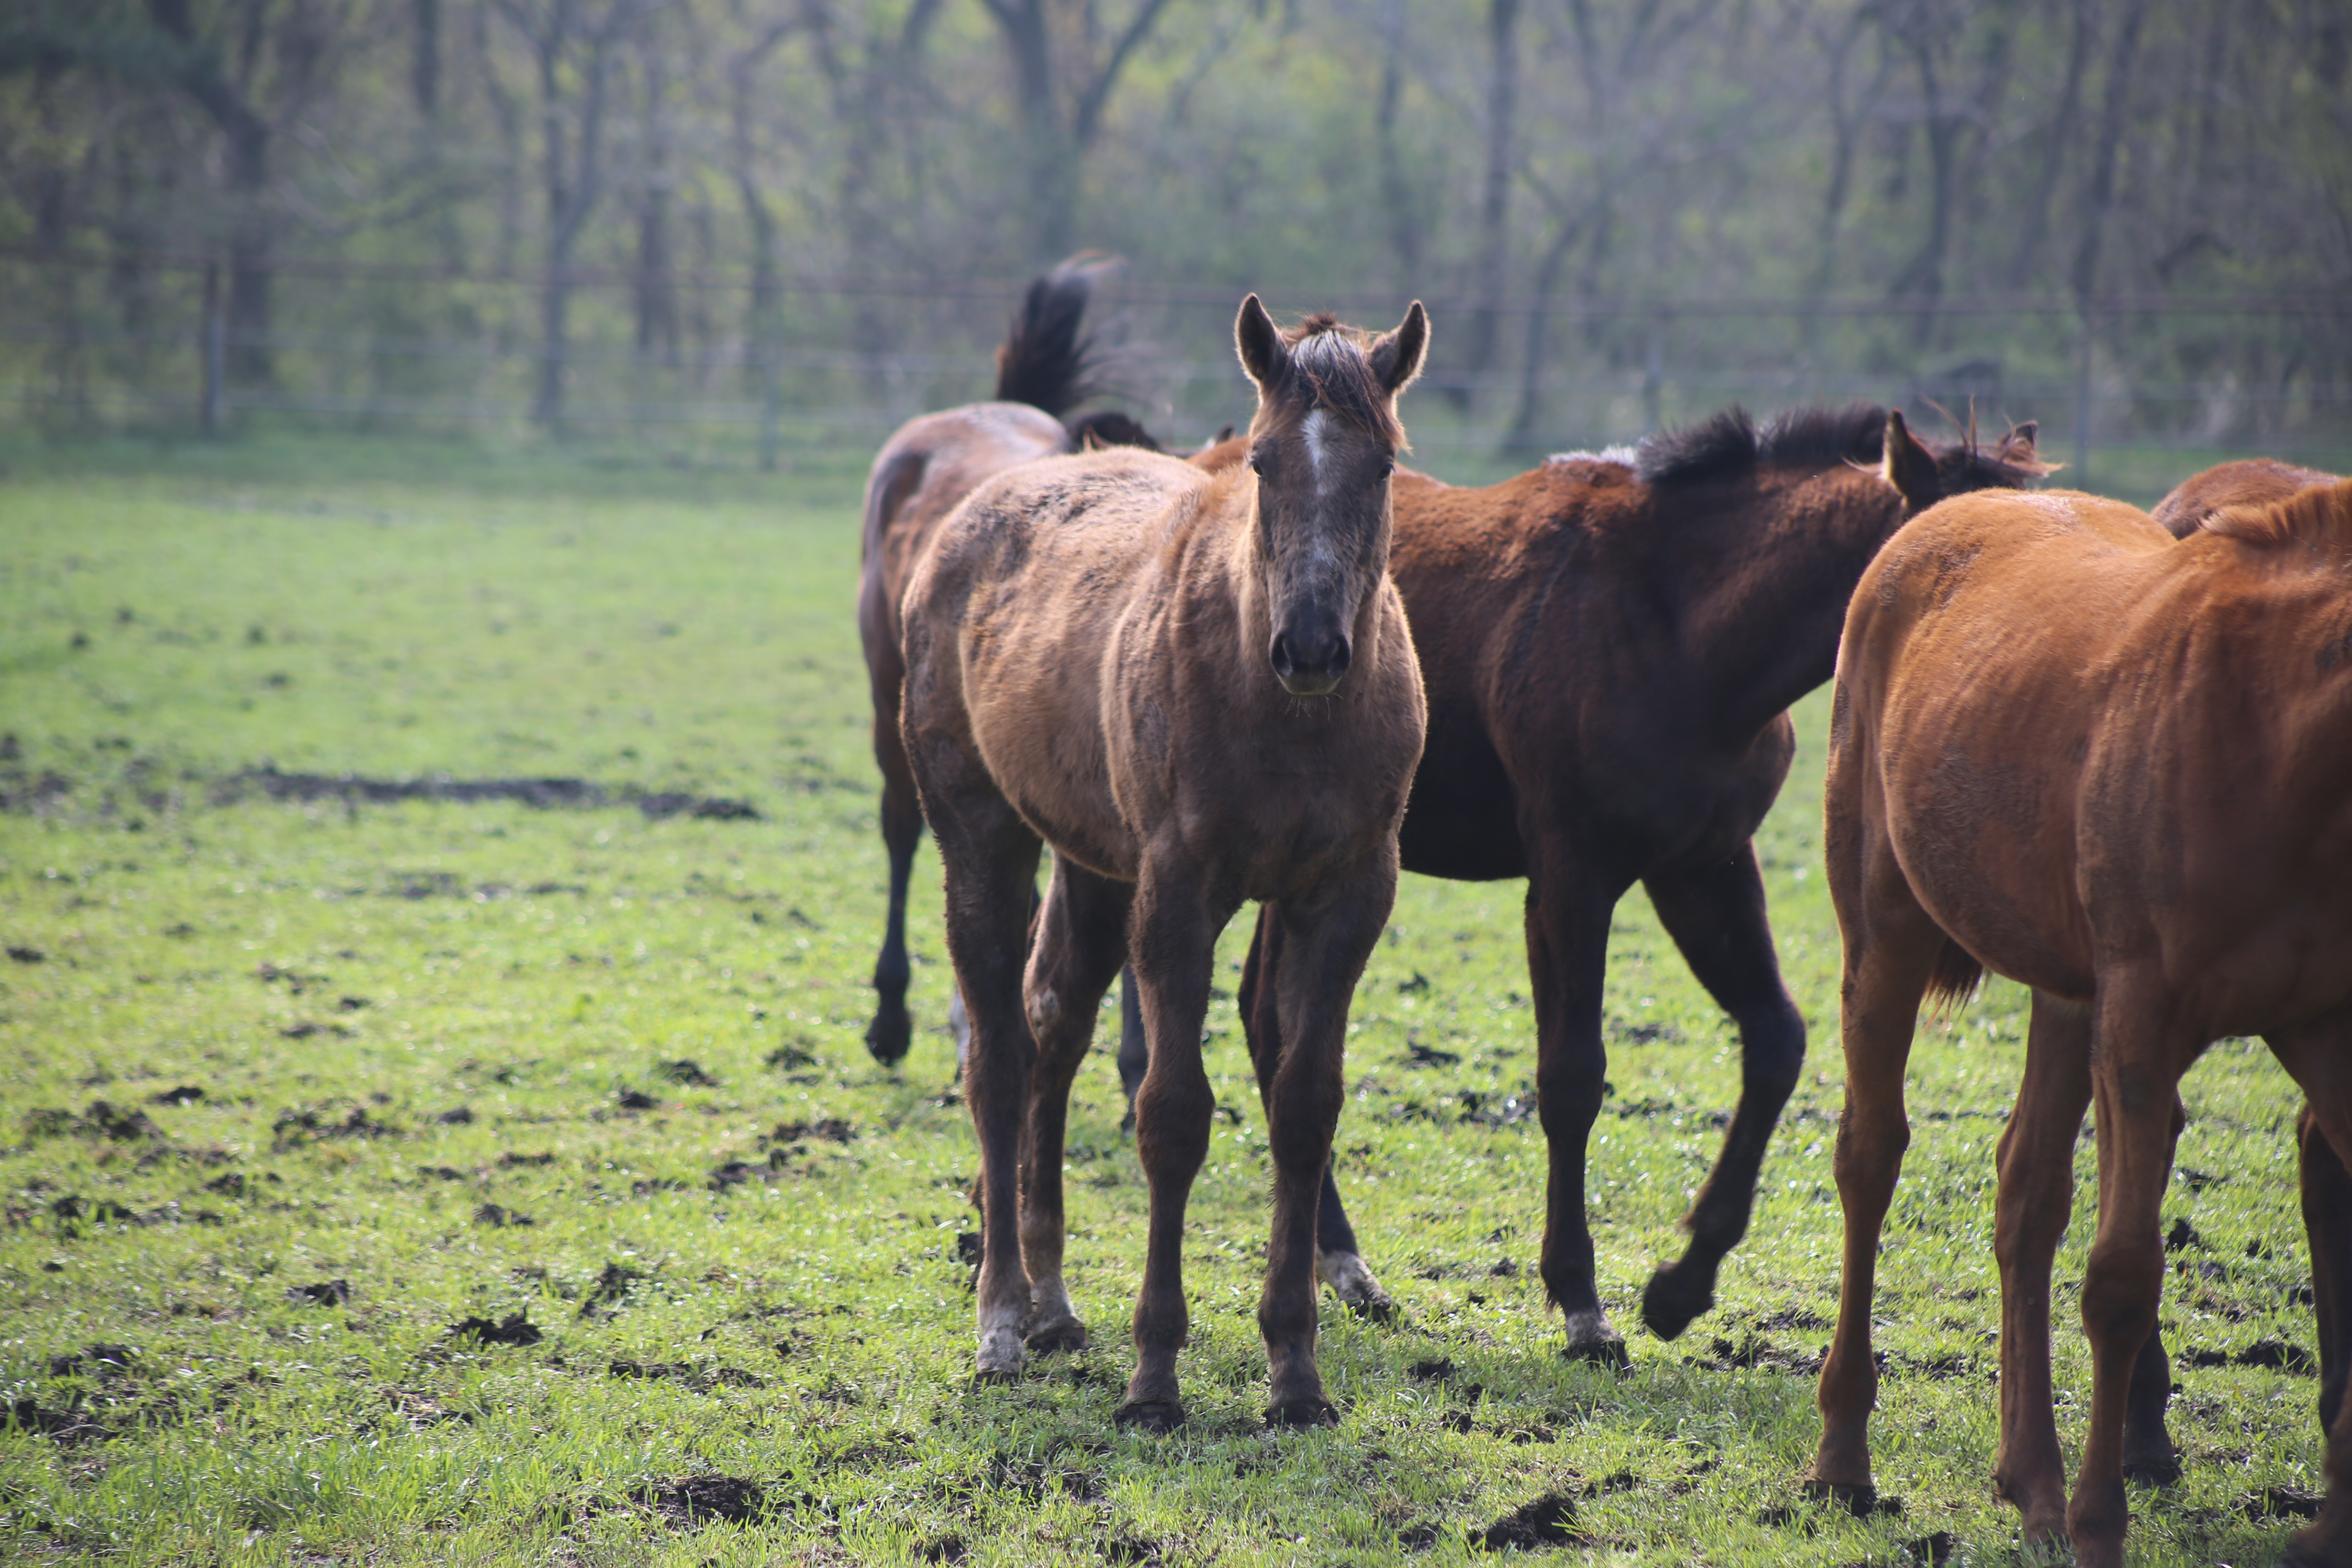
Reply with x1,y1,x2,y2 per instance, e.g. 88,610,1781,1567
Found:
1301,409,1333,492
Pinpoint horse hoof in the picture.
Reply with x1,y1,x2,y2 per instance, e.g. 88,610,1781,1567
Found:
1638,1264,1713,1343
972,1367,1019,1387
864,1005,912,1068
975,1325,1024,1381
1265,1397,1339,1429
2121,1450,2181,1488
1114,1399,1185,1434
1559,1312,1630,1370
1315,1250,1394,1320
1025,1320,1089,1354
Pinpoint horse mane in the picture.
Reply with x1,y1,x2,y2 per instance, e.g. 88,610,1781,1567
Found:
994,252,1120,416
2205,475,2352,555
1637,403,1885,486
1262,314,1406,447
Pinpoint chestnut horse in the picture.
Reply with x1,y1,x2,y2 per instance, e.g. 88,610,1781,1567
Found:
858,254,1158,1066
900,298,1429,1429
1148,406,2044,1357
1806,477,2352,1568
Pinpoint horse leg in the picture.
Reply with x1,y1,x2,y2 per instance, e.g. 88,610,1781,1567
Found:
1805,765,1943,1506
1115,966,1146,1129
1989,990,2092,1544
1240,904,1385,1315
2262,1008,2352,1568
1116,862,1231,1433
916,761,1045,1381
2066,987,2197,1568
1637,843,1806,1341
866,734,925,1067
1258,875,1393,1424
2122,1089,2189,1487
1525,847,1629,1365
1018,859,1132,1352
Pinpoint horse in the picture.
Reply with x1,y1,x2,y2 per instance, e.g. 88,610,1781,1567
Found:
898,296,1429,1430
857,253,1160,1067
1804,477,2352,1568
1132,405,2045,1356
2152,456,2339,539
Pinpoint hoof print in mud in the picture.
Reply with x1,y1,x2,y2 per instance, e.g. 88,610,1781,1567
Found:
1113,1399,1185,1434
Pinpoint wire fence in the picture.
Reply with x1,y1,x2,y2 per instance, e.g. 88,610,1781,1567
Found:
7,247,2351,470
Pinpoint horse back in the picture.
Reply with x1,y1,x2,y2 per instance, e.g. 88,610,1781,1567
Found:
1841,486,2352,1024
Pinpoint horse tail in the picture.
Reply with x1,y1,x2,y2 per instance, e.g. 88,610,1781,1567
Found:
993,252,1121,419
1921,938,1984,1013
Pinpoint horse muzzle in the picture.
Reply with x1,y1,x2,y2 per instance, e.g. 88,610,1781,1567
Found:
1270,628,1351,698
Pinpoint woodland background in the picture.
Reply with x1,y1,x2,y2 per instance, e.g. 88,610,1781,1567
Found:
1,0,2347,461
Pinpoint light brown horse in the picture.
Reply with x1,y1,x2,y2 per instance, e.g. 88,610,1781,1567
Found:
1159,406,2044,1357
1806,477,2352,1567
900,298,1429,1429
857,254,1158,1065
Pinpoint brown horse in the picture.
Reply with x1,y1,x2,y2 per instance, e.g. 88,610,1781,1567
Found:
2153,456,2339,538
858,254,1158,1066
1162,406,2044,1357
1805,477,2352,1568
900,298,1430,1429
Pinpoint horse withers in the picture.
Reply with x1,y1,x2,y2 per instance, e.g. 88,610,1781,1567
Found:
1188,406,2044,1358
857,254,1158,1068
1806,477,2352,1568
900,297,1428,1430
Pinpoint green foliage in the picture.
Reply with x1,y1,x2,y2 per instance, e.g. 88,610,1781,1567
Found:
0,433,2332,1564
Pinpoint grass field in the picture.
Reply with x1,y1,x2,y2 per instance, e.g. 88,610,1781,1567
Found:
0,429,2337,1566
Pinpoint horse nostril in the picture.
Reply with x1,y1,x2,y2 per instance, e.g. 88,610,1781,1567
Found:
1327,637,1352,675
1269,633,1296,675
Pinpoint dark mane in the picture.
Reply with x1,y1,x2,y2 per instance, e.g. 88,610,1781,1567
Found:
1261,317,1405,447
1637,403,1887,487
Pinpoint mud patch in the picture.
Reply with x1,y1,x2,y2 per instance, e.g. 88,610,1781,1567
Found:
47,1343,137,1379
1475,1492,1584,1550
624,1475,775,1524
148,1085,206,1107
1699,1334,1824,1374
2246,1486,2322,1521
606,1360,767,1391
497,1151,557,1168
24,1100,165,1142
579,1261,650,1319
448,1312,542,1347
653,1059,720,1087
615,1088,660,1112
767,1117,854,1149
285,1278,352,1307
6,1399,109,1445
474,1203,535,1228
272,1104,399,1147
2183,1339,2317,1376
212,766,762,822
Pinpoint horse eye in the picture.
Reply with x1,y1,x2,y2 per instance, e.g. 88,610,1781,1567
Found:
1248,451,1267,475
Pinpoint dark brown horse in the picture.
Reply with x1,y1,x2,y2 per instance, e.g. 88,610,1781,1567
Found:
900,298,1429,1429
857,254,1158,1066
1150,406,2045,1358
1806,476,2352,1568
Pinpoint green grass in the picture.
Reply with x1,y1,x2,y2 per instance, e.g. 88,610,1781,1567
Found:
0,432,2332,1565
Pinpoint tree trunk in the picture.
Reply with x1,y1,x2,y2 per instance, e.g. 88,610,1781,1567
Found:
413,0,440,116
1456,0,1520,413
2071,0,2149,303
1373,0,1419,293
2007,0,2091,290
145,0,275,386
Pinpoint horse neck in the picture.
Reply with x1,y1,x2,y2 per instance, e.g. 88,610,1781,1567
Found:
1659,470,1904,742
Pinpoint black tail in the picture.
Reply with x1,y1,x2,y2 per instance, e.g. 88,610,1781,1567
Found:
1922,938,1985,1013
993,252,1121,417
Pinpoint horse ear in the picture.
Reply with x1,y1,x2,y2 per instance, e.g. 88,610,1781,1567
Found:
1370,301,1429,397
1997,421,2041,466
1235,294,1284,390
1882,409,1941,511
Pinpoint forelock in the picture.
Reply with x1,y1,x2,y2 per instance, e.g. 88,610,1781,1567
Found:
1256,319,1403,447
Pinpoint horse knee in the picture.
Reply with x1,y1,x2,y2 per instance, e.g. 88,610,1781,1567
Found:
2080,1241,2162,1351
1741,1001,1806,1101
1536,1054,1607,1131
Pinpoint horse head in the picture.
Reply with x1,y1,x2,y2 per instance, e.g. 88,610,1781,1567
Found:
1233,294,1428,698
1882,408,2054,514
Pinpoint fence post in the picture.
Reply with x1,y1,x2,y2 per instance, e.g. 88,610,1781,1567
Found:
201,263,226,438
